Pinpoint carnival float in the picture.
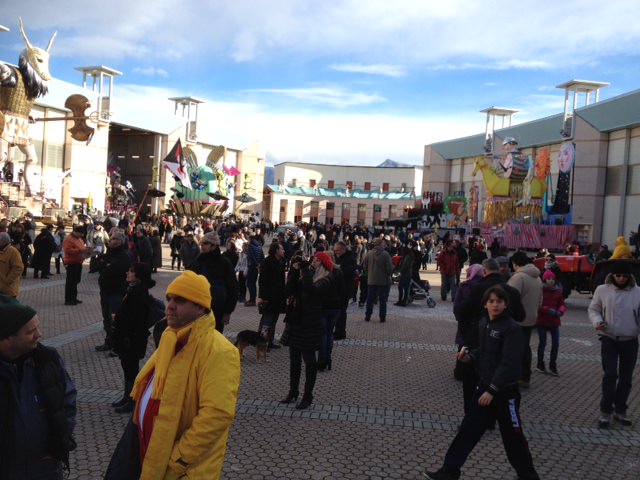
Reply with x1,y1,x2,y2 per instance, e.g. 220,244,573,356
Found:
1,18,95,216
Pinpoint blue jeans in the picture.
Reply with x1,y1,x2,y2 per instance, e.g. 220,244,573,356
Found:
365,284,391,322
600,336,639,415
536,326,559,370
247,264,259,302
258,312,279,345
320,308,340,361
441,274,458,301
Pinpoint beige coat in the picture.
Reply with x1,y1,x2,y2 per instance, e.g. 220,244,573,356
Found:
508,263,543,327
0,244,23,296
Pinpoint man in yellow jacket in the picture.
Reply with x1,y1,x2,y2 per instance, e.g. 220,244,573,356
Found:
131,270,240,479
0,232,23,297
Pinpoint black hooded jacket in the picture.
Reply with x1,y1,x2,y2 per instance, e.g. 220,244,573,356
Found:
471,312,523,396
458,273,526,348
189,248,239,316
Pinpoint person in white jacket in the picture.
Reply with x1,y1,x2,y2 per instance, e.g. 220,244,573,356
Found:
588,261,640,428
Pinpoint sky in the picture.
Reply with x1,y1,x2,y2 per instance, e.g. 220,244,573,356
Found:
2,0,640,167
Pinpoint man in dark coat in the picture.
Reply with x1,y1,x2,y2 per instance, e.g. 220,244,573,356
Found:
0,296,77,479
95,230,133,352
32,225,57,279
245,233,265,306
188,232,238,334
457,258,525,411
258,242,286,348
333,241,357,340
133,228,153,268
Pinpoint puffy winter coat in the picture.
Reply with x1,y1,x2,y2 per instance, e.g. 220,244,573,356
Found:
610,236,633,260
536,284,566,328
112,281,152,359
508,264,543,327
437,250,459,276
472,312,523,396
588,273,640,339
285,267,323,351
0,244,23,296
135,312,240,479
363,245,393,286
257,254,286,314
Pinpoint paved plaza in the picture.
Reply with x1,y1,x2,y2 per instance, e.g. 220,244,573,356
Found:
18,249,640,479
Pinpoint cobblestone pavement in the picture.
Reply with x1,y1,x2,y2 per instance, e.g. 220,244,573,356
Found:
18,251,640,479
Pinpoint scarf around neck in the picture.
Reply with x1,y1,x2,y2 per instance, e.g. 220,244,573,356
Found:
131,322,193,402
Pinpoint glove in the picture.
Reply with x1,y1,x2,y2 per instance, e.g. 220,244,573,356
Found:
547,308,558,316
557,310,564,317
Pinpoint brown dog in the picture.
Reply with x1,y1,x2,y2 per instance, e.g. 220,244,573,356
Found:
235,327,272,362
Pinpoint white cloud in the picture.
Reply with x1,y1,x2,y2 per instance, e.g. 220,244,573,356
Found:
330,63,407,77
246,87,386,108
132,67,169,77
431,59,554,71
7,0,640,70
6,0,639,168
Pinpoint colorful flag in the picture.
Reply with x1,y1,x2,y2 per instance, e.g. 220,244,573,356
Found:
162,139,192,189
226,166,241,176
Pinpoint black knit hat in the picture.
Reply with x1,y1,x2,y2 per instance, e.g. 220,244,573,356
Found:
0,295,37,339
130,262,156,287
610,261,632,276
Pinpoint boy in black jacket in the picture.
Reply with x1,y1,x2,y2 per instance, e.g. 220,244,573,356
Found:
424,286,539,480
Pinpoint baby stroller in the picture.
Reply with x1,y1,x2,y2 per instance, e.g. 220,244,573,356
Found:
406,278,436,308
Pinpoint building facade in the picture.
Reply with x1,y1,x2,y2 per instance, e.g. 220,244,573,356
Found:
264,162,422,225
423,85,640,248
0,62,264,220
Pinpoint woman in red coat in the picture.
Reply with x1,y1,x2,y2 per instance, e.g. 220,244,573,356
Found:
536,270,566,376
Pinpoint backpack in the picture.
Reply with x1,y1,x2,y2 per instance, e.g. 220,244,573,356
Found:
146,295,166,329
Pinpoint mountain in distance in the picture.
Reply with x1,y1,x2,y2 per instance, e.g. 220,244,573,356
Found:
377,159,412,168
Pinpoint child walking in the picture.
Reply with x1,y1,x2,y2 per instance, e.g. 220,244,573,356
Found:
423,285,539,480
536,270,566,376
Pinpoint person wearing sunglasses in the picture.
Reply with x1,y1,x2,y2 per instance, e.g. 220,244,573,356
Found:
588,261,640,428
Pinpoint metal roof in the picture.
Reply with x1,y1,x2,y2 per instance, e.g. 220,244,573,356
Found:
430,133,486,160
431,88,640,160
496,113,566,149
575,88,640,132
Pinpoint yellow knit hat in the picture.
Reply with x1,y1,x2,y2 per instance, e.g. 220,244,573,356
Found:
165,271,212,309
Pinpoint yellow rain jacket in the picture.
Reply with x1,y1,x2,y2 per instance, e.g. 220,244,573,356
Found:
610,236,632,260
137,312,240,479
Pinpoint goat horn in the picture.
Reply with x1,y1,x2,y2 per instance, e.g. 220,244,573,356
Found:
18,17,32,49
46,31,58,52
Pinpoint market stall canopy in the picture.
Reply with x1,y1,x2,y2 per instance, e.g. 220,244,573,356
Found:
237,192,256,203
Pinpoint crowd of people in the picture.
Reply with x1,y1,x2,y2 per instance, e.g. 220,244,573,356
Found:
1,209,639,479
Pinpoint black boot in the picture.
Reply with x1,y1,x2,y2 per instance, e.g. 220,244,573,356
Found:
111,396,129,408
115,380,134,408
327,359,332,371
280,391,299,404
295,395,313,410
317,360,326,372
115,400,134,414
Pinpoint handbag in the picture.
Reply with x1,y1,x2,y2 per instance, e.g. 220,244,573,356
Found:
104,417,141,480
